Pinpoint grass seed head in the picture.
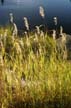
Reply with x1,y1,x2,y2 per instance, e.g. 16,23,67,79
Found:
52,30,56,40
23,17,29,31
9,13,14,23
13,23,18,36
36,26,40,34
39,6,45,18
53,17,57,25
60,26,63,35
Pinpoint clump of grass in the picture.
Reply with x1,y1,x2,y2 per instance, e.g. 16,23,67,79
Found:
0,26,71,108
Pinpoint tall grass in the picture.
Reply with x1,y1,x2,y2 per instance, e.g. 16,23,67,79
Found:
0,27,71,108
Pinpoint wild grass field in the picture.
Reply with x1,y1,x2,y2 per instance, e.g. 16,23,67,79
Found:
0,5,71,108
0,26,71,108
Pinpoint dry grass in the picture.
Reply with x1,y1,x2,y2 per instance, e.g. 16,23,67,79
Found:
0,27,71,108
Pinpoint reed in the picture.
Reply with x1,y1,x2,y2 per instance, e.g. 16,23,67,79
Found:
0,26,71,108
0,5,71,108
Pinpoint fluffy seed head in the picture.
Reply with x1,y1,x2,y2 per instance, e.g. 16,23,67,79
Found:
23,17,29,31
9,13,13,23
40,31,44,39
39,6,45,18
60,26,63,35
52,30,56,40
13,23,18,36
35,26,40,34
62,33,66,43
53,17,57,25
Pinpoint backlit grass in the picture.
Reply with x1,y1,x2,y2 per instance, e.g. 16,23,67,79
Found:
0,27,71,108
